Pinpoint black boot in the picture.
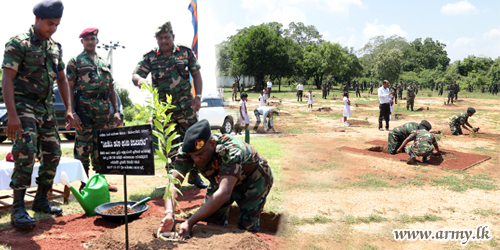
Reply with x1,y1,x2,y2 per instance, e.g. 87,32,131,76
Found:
188,168,208,189
422,157,428,163
406,151,416,164
32,185,63,215
11,189,36,228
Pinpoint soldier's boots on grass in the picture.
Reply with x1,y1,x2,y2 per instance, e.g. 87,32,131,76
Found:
406,151,416,164
11,189,36,228
188,168,208,189
32,184,63,216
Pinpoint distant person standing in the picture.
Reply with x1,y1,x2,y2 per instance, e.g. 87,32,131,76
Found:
446,82,455,104
454,81,459,100
232,80,238,101
369,82,374,94
378,80,394,131
296,81,304,101
321,80,328,99
342,92,351,127
266,79,273,98
406,82,416,111
392,83,398,104
307,90,315,111
218,85,224,99
438,82,444,96
241,80,246,93
258,90,266,107
355,81,361,97
398,81,403,100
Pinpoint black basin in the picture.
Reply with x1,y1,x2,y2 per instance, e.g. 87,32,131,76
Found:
94,201,149,223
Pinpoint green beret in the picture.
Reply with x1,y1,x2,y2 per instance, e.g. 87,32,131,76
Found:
467,107,476,114
155,21,172,37
420,120,432,130
33,0,64,19
182,120,211,153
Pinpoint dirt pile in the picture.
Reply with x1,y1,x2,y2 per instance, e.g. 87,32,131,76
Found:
88,216,269,250
349,120,371,126
368,145,389,154
102,204,137,215
319,107,332,112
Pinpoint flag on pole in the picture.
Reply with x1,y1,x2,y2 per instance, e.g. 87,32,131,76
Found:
188,0,198,58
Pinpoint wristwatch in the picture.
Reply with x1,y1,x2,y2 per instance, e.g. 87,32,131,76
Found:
165,209,175,217
195,94,202,99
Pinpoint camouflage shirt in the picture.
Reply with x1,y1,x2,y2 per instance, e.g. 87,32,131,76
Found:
406,130,437,155
175,134,270,188
322,83,329,90
134,44,201,111
407,86,416,98
450,113,468,126
2,26,64,107
66,51,113,94
393,122,419,137
392,85,398,94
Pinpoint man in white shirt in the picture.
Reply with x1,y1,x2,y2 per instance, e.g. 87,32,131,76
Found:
296,81,304,101
253,106,278,132
266,79,273,98
378,80,395,131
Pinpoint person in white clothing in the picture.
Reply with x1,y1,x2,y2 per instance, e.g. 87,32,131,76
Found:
218,86,224,99
258,90,266,107
378,80,395,131
266,79,273,98
296,81,303,101
343,92,351,126
307,90,315,111
389,98,394,120
253,106,278,132
239,93,250,127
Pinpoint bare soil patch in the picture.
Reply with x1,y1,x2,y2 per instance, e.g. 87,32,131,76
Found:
319,107,332,112
88,216,269,250
349,120,371,126
442,130,500,141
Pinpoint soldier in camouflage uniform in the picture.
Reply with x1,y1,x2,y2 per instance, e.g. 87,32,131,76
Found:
157,120,273,240
398,81,403,99
446,82,455,104
232,80,238,101
1,0,79,228
321,80,328,99
392,83,398,104
449,107,477,135
66,28,121,192
406,82,416,111
132,21,207,188
438,82,444,96
355,81,361,97
369,82,374,94
397,121,440,164
387,121,423,154
454,81,459,100
481,86,485,93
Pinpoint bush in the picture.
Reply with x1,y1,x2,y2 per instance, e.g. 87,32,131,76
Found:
123,106,136,122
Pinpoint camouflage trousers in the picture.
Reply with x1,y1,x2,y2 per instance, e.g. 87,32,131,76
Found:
454,92,458,100
10,104,61,189
355,90,360,97
405,141,434,157
393,94,398,104
323,90,328,99
203,158,273,232
406,97,415,110
438,89,443,96
447,92,454,104
166,107,198,158
232,90,238,101
449,123,462,135
387,131,406,154
74,98,110,172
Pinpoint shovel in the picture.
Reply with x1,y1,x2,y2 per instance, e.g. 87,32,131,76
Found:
128,197,151,210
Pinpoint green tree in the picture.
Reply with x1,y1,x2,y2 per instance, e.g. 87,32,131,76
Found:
232,24,289,91
440,61,461,83
373,49,403,84
338,46,363,82
115,86,132,108
357,35,409,77
458,55,494,77
402,37,450,72
283,22,323,47
487,58,500,84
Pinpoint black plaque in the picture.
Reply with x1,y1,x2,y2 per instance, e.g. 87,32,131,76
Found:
97,125,154,175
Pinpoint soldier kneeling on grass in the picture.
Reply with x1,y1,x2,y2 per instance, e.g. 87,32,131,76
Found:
157,120,273,240
449,107,478,136
396,121,440,164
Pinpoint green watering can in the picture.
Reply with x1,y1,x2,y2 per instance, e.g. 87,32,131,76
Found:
60,172,110,215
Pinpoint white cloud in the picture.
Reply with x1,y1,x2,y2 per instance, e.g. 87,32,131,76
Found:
483,27,500,39
440,1,479,16
324,0,367,12
269,6,307,24
447,31,500,61
362,19,408,40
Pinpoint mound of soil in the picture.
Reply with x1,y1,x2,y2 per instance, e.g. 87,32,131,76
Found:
330,98,337,100
368,145,388,154
228,206,281,234
394,114,405,120
319,107,332,112
349,120,370,126
442,130,500,141
103,205,137,215
87,216,268,250
416,107,424,111
278,111,291,116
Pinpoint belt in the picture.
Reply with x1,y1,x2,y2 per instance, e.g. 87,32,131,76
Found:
380,103,390,105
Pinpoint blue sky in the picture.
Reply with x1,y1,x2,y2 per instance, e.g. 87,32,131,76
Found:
1,0,499,103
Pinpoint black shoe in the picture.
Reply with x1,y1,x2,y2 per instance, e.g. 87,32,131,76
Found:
11,189,36,228
423,157,428,163
406,151,416,164
32,185,63,215
188,168,208,189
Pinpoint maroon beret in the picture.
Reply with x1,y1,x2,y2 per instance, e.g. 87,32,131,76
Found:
79,28,98,38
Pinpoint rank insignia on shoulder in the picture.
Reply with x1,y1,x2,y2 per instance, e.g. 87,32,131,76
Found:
216,145,229,157
195,139,205,150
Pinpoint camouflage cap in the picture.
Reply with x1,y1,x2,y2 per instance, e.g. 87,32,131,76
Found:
420,120,432,130
467,107,476,114
155,21,172,37
33,0,64,19
182,120,211,153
